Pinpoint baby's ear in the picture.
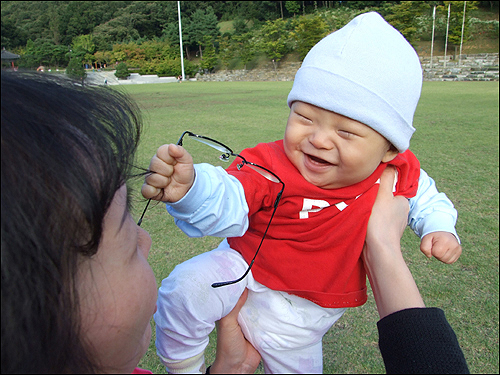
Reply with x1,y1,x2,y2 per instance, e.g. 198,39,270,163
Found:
381,146,399,163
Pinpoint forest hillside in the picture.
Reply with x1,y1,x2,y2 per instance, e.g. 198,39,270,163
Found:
2,1,498,76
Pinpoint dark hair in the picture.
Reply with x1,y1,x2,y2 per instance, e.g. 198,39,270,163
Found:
1,72,142,373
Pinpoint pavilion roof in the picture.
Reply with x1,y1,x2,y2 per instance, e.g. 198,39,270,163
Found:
1,49,21,60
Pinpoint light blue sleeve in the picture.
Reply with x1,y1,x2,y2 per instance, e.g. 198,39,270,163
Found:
165,163,249,238
408,169,460,243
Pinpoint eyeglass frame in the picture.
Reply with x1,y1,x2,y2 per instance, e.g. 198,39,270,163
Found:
137,131,285,288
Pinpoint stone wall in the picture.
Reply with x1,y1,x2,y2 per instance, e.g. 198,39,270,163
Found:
195,62,301,82
421,53,499,81
196,53,499,82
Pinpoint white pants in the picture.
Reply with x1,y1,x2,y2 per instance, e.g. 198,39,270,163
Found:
154,240,346,374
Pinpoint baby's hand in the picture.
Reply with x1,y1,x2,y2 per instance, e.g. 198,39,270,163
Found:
141,144,194,203
420,231,462,264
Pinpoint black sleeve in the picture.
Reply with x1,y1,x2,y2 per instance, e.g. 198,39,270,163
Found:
377,307,469,374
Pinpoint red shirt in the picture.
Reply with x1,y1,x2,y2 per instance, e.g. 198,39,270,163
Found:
132,367,153,374
227,140,420,307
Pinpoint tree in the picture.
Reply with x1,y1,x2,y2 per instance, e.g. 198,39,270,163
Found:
93,50,113,68
71,34,96,69
384,1,429,47
51,44,71,67
233,17,249,35
341,1,388,11
15,38,70,69
239,1,281,22
117,1,176,40
319,7,363,32
200,35,218,73
66,57,86,85
114,62,130,79
141,40,178,61
110,42,141,65
291,15,328,60
4,0,496,72
233,32,255,70
216,35,234,69
285,1,301,16
258,18,292,65
185,6,220,58
92,16,141,51
1,18,28,50
15,39,40,69
437,1,479,47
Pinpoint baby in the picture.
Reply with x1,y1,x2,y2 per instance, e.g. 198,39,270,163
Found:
143,12,461,374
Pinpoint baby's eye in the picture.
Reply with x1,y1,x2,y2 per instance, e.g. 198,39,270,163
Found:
295,112,313,124
338,130,355,138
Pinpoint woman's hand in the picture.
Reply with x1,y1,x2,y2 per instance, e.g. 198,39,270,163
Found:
363,166,425,319
211,289,261,374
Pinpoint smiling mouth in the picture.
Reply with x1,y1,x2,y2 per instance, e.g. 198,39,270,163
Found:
307,154,332,165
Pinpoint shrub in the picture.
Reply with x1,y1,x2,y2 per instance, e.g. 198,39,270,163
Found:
114,62,130,79
469,17,499,39
66,58,86,84
137,58,198,77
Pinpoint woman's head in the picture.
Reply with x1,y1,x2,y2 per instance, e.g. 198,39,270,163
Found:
1,72,154,373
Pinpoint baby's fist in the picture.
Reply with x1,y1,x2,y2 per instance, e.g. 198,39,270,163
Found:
142,144,194,203
420,231,462,264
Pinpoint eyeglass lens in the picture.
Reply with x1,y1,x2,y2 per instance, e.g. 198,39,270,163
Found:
188,135,231,154
186,133,281,184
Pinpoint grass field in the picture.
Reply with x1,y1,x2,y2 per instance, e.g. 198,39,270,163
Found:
117,80,499,374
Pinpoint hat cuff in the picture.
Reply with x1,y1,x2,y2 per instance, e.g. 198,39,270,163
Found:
287,66,415,152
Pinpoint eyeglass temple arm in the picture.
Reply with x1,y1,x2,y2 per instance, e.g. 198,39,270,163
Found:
210,202,278,288
211,260,255,288
137,196,151,226
211,181,284,288
177,131,194,146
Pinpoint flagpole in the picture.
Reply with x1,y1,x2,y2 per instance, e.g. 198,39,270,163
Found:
444,3,451,70
459,1,467,67
430,6,436,70
178,1,185,81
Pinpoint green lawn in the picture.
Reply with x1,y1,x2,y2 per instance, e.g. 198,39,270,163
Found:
118,80,499,374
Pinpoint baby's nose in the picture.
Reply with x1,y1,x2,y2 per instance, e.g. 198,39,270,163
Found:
309,131,334,150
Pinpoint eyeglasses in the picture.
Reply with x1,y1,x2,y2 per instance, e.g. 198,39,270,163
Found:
138,131,285,288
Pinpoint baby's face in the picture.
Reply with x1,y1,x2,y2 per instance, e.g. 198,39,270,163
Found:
284,101,398,189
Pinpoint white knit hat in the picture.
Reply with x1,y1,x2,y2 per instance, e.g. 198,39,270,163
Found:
287,12,422,152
